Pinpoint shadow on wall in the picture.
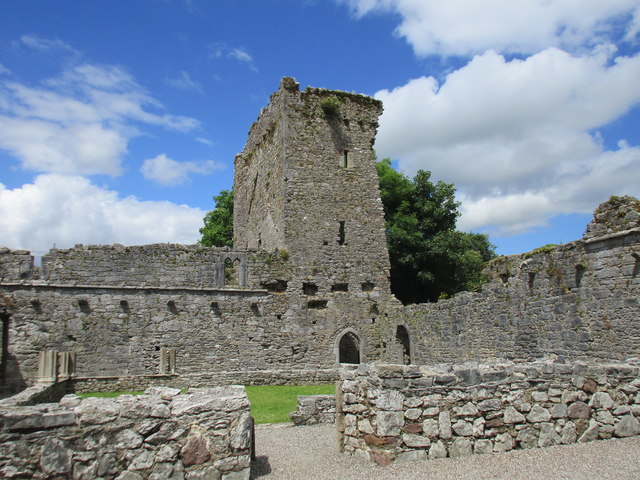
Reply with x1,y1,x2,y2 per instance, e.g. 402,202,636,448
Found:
1,313,27,398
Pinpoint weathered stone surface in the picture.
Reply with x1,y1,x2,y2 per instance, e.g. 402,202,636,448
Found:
402,433,431,448
493,432,514,452
578,420,600,442
376,411,404,436
438,410,452,439
449,438,472,457
614,414,640,437
403,423,422,434
560,422,578,444
477,398,501,412
538,422,560,447
0,387,251,479
474,439,493,454
526,405,551,423
428,440,447,459
504,406,526,424
40,438,71,475
590,392,614,410
568,401,591,419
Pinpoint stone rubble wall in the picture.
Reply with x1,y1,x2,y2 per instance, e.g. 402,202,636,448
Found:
0,248,35,282
392,224,640,364
289,394,336,425
0,386,253,479
337,362,640,465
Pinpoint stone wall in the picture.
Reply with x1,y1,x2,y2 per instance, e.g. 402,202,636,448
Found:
290,394,336,425
391,198,640,364
0,386,253,479
337,362,640,465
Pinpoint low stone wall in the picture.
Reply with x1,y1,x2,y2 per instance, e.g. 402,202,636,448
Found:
337,361,640,465
0,381,68,406
0,386,253,479
290,394,336,425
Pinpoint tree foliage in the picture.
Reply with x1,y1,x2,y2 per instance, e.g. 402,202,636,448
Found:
376,158,496,304
199,189,233,247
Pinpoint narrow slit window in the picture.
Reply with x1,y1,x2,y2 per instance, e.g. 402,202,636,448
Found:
338,221,345,245
341,150,349,168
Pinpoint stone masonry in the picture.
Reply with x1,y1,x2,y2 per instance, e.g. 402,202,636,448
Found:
0,386,253,479
337,361,640,465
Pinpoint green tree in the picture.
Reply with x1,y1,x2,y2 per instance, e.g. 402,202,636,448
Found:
199,189,233,247
376,158,496,304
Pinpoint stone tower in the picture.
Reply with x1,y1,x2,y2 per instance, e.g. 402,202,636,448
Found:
234,78,392,299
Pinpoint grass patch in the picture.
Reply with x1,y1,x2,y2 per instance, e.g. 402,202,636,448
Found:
78,391,144,398
245,384,335,424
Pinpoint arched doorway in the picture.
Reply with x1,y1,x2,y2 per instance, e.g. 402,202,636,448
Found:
395,325,411,365
337,330,361,364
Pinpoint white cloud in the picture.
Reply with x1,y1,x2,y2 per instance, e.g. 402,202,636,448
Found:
196,137,215,146
208,43,258,71
341,0,640,56
0,62,199,175
140,153,225,186
0,63,10,75
373,47,640,235
166,70,203,93
19,35,80,56
0,174,206,257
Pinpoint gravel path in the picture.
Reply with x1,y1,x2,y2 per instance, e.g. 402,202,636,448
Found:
252,424,640,479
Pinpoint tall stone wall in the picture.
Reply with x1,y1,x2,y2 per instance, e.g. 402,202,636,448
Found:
0,386,253,479
338,362,640,465
390,197,640,365
0,242,391,393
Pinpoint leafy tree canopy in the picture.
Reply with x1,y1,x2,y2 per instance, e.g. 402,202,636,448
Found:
376,158,496,304
199,189,233,247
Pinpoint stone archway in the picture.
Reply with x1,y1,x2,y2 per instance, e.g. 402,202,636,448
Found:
335,328,363,364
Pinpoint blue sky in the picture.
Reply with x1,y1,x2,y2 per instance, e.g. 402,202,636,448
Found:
1,0,639,258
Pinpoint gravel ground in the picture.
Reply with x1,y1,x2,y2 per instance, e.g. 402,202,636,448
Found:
252,423,640,479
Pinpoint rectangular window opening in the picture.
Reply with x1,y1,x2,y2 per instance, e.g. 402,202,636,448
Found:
338,221,345,245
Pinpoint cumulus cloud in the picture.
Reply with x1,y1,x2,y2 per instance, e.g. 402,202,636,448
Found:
0,62,199,175
0,174,206,257
341,0,640,56
373,47,640,235
165,70,203,93
140,154,225,186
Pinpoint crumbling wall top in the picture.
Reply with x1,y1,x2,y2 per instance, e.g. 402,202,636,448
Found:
584,195,640,240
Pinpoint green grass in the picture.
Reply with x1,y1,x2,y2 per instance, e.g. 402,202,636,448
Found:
245,384,335,424
78,391,144,398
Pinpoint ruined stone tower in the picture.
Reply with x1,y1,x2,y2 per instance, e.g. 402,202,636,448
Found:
234,78,392,298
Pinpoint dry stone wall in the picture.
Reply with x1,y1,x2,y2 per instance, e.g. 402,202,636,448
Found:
337,362,640,465
0,386,253,479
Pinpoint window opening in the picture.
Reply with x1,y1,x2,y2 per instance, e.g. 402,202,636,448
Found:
331,283,348,292
528,272,536,290
303,283,318,295
575,265,586,288
78,299,91,314
338,331,360,364
120,300,130,314
395,326,411,365
338,221,345,245
167,300,178,315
